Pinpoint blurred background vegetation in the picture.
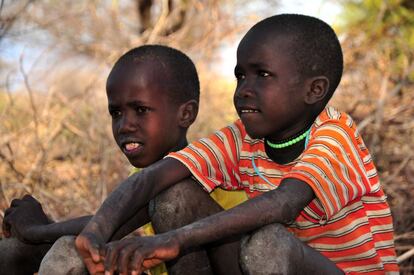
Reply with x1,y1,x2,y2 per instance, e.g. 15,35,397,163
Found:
0,0,413,273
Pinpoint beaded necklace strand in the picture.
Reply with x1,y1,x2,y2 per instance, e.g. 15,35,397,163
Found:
266,128,311,149
252,127,312,184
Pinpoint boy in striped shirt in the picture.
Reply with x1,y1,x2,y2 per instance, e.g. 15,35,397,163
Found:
77,14,399,274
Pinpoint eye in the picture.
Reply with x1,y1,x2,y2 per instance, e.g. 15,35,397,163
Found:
109,109,122,119
136,106,150,114
258,70,270,77
234,72,245,81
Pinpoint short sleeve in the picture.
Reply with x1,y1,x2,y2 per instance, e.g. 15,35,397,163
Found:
167,121,244,193
285,116,373,221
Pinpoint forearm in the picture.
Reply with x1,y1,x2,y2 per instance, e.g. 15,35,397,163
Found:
30,215,92,243
110,205,150,241
29,204,150,243
173,178,315,251
82,158,191,242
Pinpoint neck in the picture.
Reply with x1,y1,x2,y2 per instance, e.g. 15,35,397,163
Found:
266,128,310,149
264,122,314,165
265,138,306,165
171,136,188,153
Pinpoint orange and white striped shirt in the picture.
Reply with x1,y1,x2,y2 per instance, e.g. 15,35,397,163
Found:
168,107,399,274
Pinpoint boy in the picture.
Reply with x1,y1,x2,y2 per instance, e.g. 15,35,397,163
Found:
76,14,399,275
1,44,214,274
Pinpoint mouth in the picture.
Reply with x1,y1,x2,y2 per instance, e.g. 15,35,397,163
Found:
121,141,143,155
238,107,261,116
240,109,260,114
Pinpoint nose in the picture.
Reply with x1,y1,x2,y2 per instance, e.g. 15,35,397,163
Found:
235,78,255,99
118,112,138,134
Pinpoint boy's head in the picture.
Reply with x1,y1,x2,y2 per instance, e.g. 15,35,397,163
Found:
234,14,343,140
106,45,199,167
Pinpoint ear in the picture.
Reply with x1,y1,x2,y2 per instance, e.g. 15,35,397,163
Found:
177,99,199,128
304,76,330,104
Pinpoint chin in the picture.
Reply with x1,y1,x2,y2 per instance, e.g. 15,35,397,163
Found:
244,127,265,139
128,158,148,169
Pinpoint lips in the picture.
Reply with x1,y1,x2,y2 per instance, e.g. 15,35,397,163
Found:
240,109,260,113
125,142,141,151
237,105,261,115
121,140,143,155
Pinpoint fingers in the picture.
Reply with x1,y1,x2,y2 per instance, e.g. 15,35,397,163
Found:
10,198,21,207
90,241,103,263
119,245,140,275
2,220,11,238
104,241,144,275
130,249,145,275
9,195,39,208
4,207,13,217
22,194,40,205
2,208,14,238
76,234,102,263
104,243,120,275
76,234,106,275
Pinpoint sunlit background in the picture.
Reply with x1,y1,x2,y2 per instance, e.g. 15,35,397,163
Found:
1,0,413,272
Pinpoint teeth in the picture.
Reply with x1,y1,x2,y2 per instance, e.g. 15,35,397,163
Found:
241,109,259,113
125,143,140,151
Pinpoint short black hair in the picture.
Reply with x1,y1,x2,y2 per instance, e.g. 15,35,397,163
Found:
251,14,343,100
109,45,200,104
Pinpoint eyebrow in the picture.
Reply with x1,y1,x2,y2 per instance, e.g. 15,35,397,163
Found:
235,62,270,71
108,103,118,110
127,100,150,107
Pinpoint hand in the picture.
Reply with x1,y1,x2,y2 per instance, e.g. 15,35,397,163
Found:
104,233,180,275
2,194,52,242
75,232,106,275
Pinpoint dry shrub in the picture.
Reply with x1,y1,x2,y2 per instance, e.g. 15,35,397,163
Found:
331,18,414,271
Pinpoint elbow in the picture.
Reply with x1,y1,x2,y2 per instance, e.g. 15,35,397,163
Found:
279,201,302,225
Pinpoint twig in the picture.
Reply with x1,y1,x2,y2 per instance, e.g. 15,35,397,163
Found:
0,178,11,207
0,0,34,41
397,247,414,264
383,153,413,185
0,150,25,180
22,123,63,187
19,52,43,151
371,71,389,154
147,0,170,43
395,231,414,241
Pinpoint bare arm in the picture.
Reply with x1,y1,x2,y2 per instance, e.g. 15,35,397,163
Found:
3,196,151,244
103,178,315,274
27,206,150,243
75,158,191,268
174,178,314,250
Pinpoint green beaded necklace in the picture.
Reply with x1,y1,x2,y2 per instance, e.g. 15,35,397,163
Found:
266,128,311,149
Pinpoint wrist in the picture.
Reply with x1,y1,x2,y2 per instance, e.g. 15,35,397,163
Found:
23,224,50,243
168,228,189,252
81,220,107,242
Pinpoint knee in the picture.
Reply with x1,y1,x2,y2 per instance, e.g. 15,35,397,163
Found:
38,236,87,275
240,223,303,275
150,178,221,233
0,238,50,275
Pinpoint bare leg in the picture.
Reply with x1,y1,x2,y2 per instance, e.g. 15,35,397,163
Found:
0,238,51,275
38,235,88,275
150,178,242,275
240,223,344,275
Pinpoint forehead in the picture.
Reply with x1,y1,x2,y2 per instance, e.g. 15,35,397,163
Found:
237,28,296,63
106,58,174,99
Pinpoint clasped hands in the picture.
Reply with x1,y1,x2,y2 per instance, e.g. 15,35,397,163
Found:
2,195,180,274
75,231,180,275
2,194,52,243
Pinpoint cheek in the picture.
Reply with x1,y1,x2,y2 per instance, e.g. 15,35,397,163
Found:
111,121,126,147
111,124,118,140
